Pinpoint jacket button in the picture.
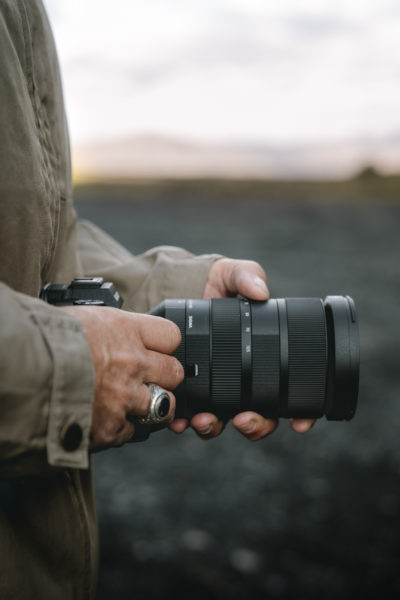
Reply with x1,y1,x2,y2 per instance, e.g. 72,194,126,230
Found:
60,423,83,452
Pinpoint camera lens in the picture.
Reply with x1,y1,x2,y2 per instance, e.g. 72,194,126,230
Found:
149,296,359,421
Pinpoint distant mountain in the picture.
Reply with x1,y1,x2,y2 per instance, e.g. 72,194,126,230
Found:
72,133,400,180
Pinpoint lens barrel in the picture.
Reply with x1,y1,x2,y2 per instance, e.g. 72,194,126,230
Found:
149,296,359,421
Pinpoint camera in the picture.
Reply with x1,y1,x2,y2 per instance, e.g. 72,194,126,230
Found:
42,278,360,422
40,277,123,308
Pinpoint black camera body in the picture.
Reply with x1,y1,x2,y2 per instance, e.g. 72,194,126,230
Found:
42,278,360,423
40,277,123,308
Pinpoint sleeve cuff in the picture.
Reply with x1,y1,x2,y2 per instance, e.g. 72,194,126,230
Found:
33,312,95,469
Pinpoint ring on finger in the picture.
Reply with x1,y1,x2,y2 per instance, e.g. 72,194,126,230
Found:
137,383,171,425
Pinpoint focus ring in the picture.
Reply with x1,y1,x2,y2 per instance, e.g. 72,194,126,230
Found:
211,299,241,416
286,298,327,417
164,301,186,416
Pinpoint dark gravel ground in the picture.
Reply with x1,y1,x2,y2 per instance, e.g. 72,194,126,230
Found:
75,183,400,600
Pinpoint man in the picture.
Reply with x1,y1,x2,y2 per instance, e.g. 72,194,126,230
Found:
0,1,314,598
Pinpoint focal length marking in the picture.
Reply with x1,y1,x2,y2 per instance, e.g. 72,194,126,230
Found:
240,299,253,408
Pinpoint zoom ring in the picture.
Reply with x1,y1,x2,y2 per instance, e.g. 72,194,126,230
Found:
211,299,242,415
286,298,327,417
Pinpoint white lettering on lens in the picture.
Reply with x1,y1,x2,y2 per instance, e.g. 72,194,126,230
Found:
188,315,193,329
246,345,251,353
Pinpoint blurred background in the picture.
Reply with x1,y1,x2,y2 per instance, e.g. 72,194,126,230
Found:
44,1,400,598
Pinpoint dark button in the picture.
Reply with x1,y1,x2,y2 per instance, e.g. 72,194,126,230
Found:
186,363,199,377
60,423,83,452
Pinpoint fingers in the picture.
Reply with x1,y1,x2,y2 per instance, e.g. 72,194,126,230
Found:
190,413,225,440
135,313,182,354
231,260,269,301
233,411,278,440
290,418,316,433
168,418,189,434
169,412,317,440
204,258,270,301
169,413,225,439
90,405,136,451
232,413,317,440
143,350,184,391
112,421,135,448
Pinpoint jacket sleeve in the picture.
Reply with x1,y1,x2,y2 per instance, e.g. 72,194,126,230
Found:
0,3,96,477
0,283,94,477
76,219,222,313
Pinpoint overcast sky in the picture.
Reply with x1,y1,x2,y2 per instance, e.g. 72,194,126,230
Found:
43,0,400,150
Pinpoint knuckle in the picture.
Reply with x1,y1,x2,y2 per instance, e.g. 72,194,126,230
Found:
173,359,184,384
132,348,148,374
100,426,115,447
102,411,127,444
113,436,125,448
115,424,134,447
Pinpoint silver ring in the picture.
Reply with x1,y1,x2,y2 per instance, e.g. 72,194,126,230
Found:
137,384,171,425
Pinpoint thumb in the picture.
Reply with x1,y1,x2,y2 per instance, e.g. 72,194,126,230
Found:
232,261,269,300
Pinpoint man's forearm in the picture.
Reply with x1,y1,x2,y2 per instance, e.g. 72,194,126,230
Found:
0,283,94,475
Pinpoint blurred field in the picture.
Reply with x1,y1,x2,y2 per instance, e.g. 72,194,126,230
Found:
74,172,400,204
74,176,400,600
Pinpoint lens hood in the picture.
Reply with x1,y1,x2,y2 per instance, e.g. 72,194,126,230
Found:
324,296,359,420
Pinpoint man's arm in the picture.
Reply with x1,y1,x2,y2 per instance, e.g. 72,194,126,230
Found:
0,283,94,476
0,281,185,475
75,219,221,313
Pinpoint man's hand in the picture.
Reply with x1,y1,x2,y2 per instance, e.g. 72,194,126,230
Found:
60,306,183,451
202,257,270,301
168,258,316,441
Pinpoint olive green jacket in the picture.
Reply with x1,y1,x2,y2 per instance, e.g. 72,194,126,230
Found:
0,1,217,598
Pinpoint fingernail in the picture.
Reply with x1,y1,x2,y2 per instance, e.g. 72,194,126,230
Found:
198,425,212,435
253,276,268,293
241,419,257,434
